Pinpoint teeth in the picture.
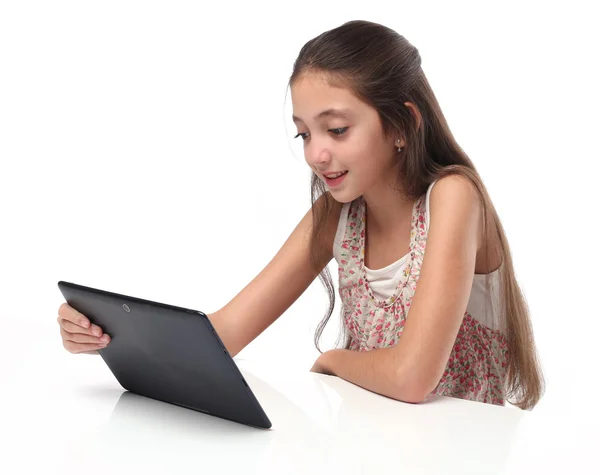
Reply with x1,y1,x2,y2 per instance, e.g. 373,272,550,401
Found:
326,171,346,178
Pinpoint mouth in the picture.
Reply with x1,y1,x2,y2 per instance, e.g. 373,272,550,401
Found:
323,170,348,187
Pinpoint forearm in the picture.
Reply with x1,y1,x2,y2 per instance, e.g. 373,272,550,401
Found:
319,348,426,403
206,311,241,357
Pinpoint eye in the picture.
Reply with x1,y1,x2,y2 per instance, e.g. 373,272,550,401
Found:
331,127,349,136
294,127,349,141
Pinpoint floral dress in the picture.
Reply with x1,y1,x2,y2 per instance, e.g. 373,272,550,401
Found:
335,185,509,405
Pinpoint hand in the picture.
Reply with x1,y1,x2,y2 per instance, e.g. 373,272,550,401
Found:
57,303,111,355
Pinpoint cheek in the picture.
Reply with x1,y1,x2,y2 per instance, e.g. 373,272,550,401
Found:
347,134,372,161
348,136,387,171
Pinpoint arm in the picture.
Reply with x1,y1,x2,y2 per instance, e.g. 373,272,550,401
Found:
313,175,482,403
208,193,343,358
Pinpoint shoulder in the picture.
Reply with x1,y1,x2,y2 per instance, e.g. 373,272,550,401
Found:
429,174,480,205
427,174,483,249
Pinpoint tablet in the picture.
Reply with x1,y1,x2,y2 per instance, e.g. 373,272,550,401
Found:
57,280,272,429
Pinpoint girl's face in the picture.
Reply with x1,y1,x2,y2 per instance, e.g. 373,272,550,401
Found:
291,73,401,203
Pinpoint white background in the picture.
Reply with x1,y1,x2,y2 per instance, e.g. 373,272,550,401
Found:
1,0,599,473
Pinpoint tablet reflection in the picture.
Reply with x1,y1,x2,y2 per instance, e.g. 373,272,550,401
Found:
63,367,336,475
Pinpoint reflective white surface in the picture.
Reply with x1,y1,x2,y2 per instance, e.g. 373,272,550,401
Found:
3,345,596,475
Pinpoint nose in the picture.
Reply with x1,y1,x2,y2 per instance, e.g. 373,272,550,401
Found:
305,144,332,174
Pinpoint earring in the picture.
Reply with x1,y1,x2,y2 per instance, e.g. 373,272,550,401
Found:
396,139,403,153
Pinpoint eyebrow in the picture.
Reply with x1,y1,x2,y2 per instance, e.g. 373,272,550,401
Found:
292,108,352,123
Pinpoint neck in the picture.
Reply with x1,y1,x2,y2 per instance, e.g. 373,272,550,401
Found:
362,180,415,236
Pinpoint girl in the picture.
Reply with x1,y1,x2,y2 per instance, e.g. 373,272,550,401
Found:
57,20,544,410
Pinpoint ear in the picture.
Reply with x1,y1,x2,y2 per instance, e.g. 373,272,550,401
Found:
404,101,422,131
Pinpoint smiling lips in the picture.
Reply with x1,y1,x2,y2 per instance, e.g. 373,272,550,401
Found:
323,170,348,178
323,171,348,187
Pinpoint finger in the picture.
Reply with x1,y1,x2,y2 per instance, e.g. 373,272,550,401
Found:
58,303,90,329
63,340,108,354
60,319,103,337
61,327,111,345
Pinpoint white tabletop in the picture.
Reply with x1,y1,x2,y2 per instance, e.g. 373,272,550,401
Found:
3,349,595,475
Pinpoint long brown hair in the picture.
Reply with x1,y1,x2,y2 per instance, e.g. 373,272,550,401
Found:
288,20,544,410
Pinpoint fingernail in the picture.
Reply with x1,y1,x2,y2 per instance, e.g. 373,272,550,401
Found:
93,328,101,337
82,320,90,328
101,335,110,343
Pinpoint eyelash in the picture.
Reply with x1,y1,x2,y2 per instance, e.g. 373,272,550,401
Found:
294,127,349,141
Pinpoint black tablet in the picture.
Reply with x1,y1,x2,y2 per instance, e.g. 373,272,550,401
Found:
57,280,272,429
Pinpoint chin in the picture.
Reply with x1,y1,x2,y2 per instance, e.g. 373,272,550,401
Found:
328,189,360,204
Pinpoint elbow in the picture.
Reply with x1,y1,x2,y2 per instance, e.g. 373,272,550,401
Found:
395,386,429,404
391,368,435,404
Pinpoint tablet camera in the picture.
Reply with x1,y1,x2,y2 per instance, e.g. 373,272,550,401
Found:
123,304,131,312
